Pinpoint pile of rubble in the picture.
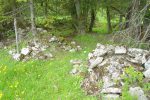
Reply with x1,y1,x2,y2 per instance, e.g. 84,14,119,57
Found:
80,43,150,100
49,36,82,52
70,59,83,75
9,34,82,61
9,41,53,61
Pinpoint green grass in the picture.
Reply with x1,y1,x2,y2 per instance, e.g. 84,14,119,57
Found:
0,34,111,100
0,50,96,100
1,33,148,100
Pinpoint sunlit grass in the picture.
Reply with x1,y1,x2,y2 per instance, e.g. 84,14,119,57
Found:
0,34,110,100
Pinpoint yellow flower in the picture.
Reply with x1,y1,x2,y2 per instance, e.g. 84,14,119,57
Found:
0,66,7,74
10,85,13,88
0,92,3,99
3,66,7,71
21,91,25,94
14,81,19,88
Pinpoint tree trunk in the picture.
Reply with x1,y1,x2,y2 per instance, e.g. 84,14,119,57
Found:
13,0,19,53
131,0,140,38
143,5,150,31
125,5,132,29
106,6,112,33
14,18,19,53
71,1,78,33
29,0,37,39
119,15,123,30
89,9,96,32
44,0,48,16
72,0,86,34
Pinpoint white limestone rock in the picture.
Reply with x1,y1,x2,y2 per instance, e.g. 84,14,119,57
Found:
111,71,121,80
37,28,43,33
89,57,103,69
115,46,127,54
9,49,15,55
101,87,121,94
21,48,30,55
77,45,82,51
128,48,149,58
144,59,150,70
44,53,53,58
69,49,76,52
126,57,142,64
13,53,22,61
93,48,107,57
49,36,58,42
129,87,148,100
70,68,79,75
143,68,150,78
71,41,76,45
31,47,39,51
88,53,93,59
70,60,82,65
96,43,105,49
102,76,115,89
43,30,47,33
103,94,120,100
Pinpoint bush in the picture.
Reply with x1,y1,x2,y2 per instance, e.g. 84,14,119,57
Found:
121,66,144,100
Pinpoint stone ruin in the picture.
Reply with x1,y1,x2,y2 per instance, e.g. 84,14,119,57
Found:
9,35,82,61
49,36,82,52
70,43,150,100
9,41,53,61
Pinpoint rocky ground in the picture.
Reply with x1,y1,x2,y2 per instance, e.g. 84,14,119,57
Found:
7,28,82,61
70,43,150,100
1,28,150,99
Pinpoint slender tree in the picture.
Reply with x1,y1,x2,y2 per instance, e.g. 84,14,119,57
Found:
13,0,19,53
106,6,112,33
29,0,37,41
89,9,96,32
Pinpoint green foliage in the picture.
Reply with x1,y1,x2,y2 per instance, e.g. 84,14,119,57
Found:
36,16,71,29
121,84,138,100
4,30,15,38
121,66,148,100
121,66,143,85
36,17,54,28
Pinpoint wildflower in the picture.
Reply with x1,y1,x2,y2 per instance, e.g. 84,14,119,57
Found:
21,91,25,94
10,85,13,88
0,91,3,99
14,81,19,88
